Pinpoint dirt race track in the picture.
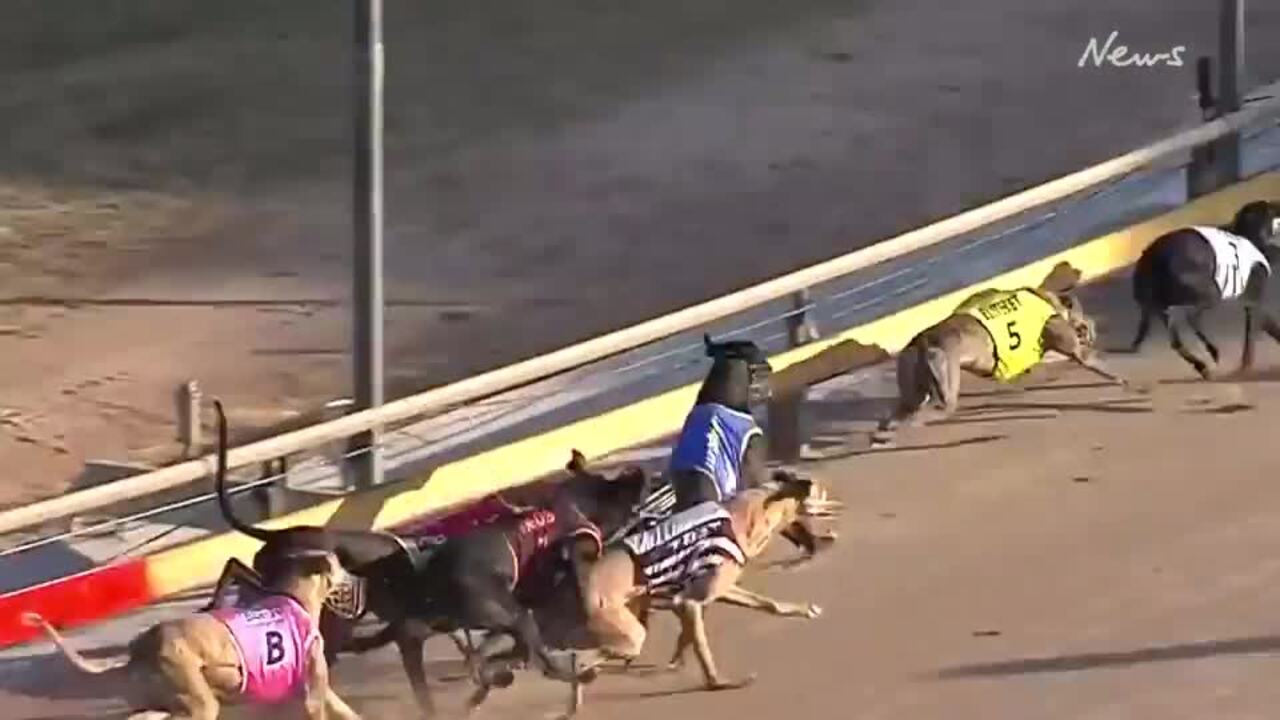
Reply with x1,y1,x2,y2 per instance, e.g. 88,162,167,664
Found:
10,271,1280,719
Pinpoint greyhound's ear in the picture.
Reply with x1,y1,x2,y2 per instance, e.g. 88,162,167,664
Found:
1039,262,1082,294
567,449,588,473
764,477,813,507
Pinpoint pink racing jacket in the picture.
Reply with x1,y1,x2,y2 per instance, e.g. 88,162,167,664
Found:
209,593,319,704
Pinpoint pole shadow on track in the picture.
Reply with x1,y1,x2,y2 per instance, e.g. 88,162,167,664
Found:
806,434,1008,461
931,634,1280,679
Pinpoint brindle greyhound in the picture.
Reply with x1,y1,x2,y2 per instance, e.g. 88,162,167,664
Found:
873,265,1134,443
1128,200,1280,378
25,541,359,719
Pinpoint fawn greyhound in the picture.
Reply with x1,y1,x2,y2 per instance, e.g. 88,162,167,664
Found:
873,263,1135,443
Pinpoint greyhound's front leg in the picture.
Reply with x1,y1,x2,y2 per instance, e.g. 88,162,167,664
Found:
1067,346,1135,388
720,584,823,619
673,597,755,691
395,633,436,718
305,642,363,720
1243,304,1280,369
1242,306,1258,371
323,687,364,720
555,653,586,720
666,613,694,670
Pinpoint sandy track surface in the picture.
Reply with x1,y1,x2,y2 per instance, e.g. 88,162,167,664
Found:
11,272,1280,719
2,1,1279,506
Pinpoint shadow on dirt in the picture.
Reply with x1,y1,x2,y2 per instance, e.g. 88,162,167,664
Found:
932,634,1280,679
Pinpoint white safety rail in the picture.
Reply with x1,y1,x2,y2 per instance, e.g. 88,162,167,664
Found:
2,83,1280,539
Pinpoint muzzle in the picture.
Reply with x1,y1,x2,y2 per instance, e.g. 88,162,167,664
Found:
704,333,773,407
1075,316,1098,347
324,574,368,621
747,359,773,405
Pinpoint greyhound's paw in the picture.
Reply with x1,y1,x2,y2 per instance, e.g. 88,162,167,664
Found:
869,433,897,449
20,612,44,628
804,604,824,619
708,674,757,691
489,668,516,689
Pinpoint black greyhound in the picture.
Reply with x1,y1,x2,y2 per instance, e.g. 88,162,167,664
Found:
341,456,651,717
666,334,774,511
656,334,824,559
207,399,438,660
1130,200,1280,377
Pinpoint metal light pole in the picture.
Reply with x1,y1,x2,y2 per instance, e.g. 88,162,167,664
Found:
351,0,385,489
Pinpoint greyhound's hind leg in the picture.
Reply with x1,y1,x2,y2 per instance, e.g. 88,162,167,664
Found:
156,641,220,720
1169,310,1215,379
1128,306,1156,352
1186,307,1220,365
874,347,930,442
459,573,581,686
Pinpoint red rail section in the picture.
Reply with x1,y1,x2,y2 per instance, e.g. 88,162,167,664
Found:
0,559,151,647
0,492,526,648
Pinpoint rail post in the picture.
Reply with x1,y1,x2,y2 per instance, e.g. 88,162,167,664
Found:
1188,2,1246,199
254,457,289,519
767,290,819,463
1214,0,1245,185
177,380,202,459
1188,57,1219,199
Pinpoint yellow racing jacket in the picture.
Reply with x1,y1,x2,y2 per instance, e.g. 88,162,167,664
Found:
956,288,1059,381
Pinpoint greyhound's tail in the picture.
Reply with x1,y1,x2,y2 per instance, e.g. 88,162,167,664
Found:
212,399,276,544
22,613,128,675
922,346,950,409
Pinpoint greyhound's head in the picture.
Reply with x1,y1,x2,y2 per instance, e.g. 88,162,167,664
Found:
1058,292,1098,348
731,471,842,559
697,334,773,411
1229,200,1280,248
276,551,352,617
1035,262,1097,347
562,449,651,540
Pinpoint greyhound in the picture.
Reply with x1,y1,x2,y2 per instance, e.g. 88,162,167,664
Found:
1128,200,1280,378
339,452,651,717
25,542,359,719
873,264,1133,443
205,399,540,662
666,335,774,512
578,471,841,704
203,399,441,660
